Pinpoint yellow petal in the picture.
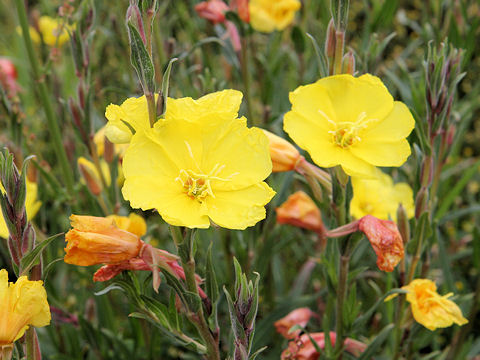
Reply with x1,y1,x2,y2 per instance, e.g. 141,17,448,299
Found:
317,74,394,125
166,89,242,124
363,102,415,141
350,139,412,167
206,182,275,230
203,118,272,190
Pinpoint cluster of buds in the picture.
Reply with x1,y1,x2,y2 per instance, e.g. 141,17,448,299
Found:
0,150,38,275
325,0,354,76
224,258,260,360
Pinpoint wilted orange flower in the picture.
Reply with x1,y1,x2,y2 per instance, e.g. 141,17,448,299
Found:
230,0,249,22
401,279,468,331
0,58,20,97
262,129,302,172
281,332,366,359
0,270,51,346
274,307,314,339
276,191,325,235
195,0,230,24
64,215,142,266
358,215,404,272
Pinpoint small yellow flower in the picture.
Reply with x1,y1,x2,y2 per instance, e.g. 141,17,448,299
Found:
0,179,41,239
249,0,301,33
402,279,468,331
29,16,73,47
0,269,51,346
122,89,275,229
93,126,129,158
350,169,414,221
104,94,158,144
107,213,147,238
284,74,415,177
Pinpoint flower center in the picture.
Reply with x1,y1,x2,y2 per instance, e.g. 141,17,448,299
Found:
320,110,377,149
175,164,237,203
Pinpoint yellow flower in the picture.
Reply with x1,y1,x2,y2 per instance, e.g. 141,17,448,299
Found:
284,74,415,177
0,179,42,239
122,89,275,229
401,279,468,331
249,0,301,33
0,269,51,345
105,94,158,144
29,16,73,47
350,169,414,221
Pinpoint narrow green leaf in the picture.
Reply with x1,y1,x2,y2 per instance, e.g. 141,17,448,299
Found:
161,57,178,114
127,21,155,93
19,233,63,276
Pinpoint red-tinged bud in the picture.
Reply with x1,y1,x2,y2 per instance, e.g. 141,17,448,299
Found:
415,187,428,219
230,0,249,22
77,157,103,196
276,191,325,235
358,215,404,272
396,203,410,244
0,58,17,79
104,137,115,163
420,156,433,188
325,19,336,59
274,307,314,339
281,332,367,359
446,123,456,146
342,51,355,75
195,0,229,24
225,21,242,52
262,129,302,172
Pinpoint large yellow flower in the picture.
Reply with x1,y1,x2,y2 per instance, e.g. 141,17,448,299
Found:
0,269,51,346
104,94,158,144
402,279,468,331
122,90,275,229
284,74,415,177
350,169,414,221
249,0,301,33
29,16,73,47
0,180,42,239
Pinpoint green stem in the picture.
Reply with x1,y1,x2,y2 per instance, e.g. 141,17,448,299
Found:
14,0,75,196
333,31,345,75
25,328,41,360
146,92,157,127
170,226,220,360
240,37,254,126
334,253,350,358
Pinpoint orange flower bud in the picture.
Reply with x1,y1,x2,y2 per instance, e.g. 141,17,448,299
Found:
274,307,314,339
276,191,325,235
358,215,404,272
77,157,109,196
281,332,366,359
195,0,229,24
64,215,142,266
262,129,302,172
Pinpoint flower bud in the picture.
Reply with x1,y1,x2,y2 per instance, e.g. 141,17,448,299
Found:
77,157,111,196
195,0,229,24
396,203,410,244
262,129,302,172
274,307,314,339
342,51,355,75
276,191,325,235
64,215,143,266
0,58,20,99
415,187,429,219
358,215,404,272
325,19,336,59
230,0,250,22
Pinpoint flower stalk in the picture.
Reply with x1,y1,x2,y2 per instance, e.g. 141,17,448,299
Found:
14,0,75,196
